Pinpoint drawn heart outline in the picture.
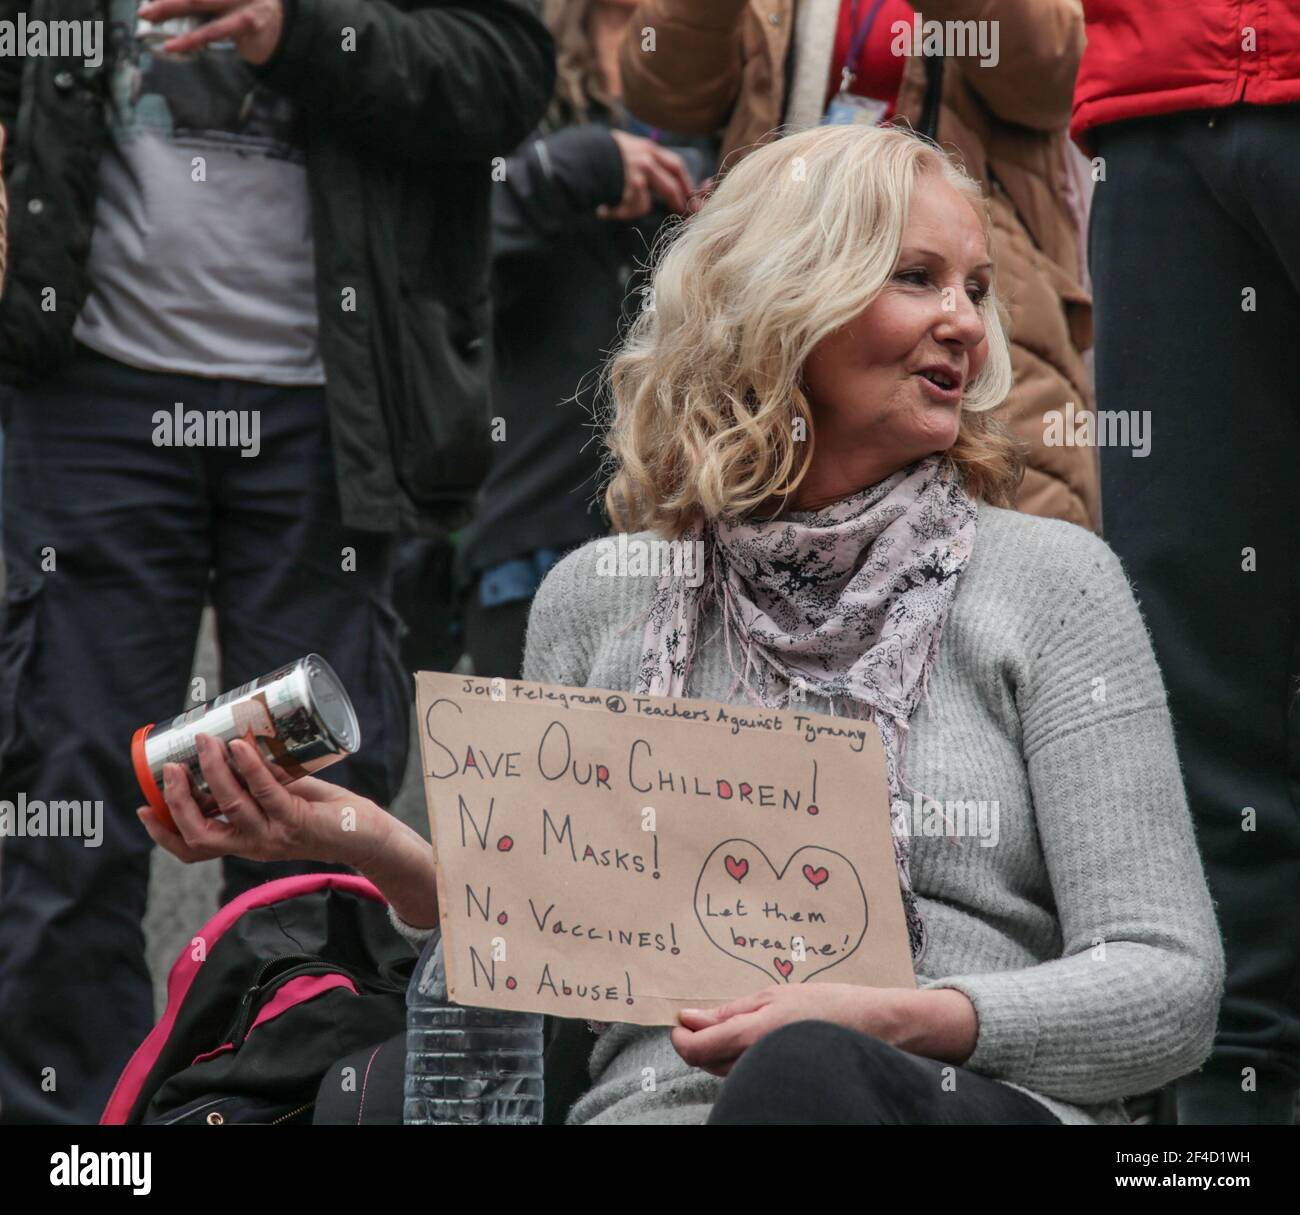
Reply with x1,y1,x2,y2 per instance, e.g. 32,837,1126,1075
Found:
725,855,749,882
693,839,869,985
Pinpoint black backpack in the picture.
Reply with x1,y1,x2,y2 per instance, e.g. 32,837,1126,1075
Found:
101,874,413,1125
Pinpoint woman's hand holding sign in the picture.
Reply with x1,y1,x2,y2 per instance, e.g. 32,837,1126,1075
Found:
672,984,978,1076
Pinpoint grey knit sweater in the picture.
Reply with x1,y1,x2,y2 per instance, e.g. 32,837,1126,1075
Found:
395,503,1225,1125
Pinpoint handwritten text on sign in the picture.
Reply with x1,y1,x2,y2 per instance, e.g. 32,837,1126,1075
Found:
416,672,915,1025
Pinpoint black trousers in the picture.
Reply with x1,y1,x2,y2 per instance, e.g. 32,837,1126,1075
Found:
708,1021,1061,1125
0,344,411,1124
1091,105,1300,1122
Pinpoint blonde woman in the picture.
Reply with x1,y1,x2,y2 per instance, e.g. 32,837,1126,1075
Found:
617,0,1101,532
143,125,1223,1126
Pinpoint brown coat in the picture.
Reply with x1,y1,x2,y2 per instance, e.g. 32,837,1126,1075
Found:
619,0,1099,530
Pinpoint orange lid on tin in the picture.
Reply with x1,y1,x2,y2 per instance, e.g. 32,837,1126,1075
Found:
131,724,176,832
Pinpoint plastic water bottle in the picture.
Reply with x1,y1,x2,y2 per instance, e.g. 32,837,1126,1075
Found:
404,929,545,1125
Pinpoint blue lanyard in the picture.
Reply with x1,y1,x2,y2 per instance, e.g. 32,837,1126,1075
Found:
842,0,889,92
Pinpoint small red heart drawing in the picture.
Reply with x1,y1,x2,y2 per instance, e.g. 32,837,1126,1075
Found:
497,836,514,852
497,912,508,924
725,855,749,882
735,936,747,946
505,977,517,990
774,958,794,980
807,804,819,816
802,864,829,889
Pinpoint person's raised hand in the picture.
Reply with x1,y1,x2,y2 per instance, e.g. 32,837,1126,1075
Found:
136,0,284,65
685,174,718,216
137,732,377,866
598,131,694,221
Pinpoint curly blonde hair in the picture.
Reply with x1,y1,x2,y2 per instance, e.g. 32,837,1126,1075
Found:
602,123,1023,539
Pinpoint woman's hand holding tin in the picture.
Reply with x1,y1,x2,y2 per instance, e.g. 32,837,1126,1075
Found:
138,731,370,865
137,731,443,930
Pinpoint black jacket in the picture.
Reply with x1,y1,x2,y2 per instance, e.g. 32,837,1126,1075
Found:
457,113,715,587
456,119,628,584
0,0,554,536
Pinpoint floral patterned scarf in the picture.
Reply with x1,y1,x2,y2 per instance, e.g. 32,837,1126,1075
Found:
635,455,979,961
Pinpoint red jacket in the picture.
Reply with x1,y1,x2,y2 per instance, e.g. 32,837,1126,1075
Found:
1072,0,1300,152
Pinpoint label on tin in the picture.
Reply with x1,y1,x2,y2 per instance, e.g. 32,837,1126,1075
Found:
157,662,298,736
142,657,356,812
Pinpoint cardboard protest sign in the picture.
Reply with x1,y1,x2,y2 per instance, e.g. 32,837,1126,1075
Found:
416,672,916,1025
